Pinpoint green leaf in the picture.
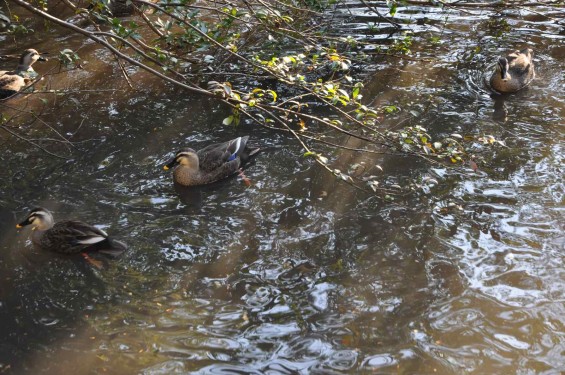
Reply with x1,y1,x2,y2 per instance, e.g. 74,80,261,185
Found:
352,87,360,100
222,116,234,125
337,89,350,100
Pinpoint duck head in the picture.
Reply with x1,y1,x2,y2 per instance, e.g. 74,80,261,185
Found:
18,49,48,71
496,56,510,81
16,207,54,231
496,48,534,81
163,148,199,171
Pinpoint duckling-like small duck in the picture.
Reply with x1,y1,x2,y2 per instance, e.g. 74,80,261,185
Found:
164,136,260,186
490,48,535,93
0,49,47,99
16,207,127,255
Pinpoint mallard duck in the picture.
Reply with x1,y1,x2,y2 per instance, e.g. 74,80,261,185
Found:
16,207,127,255
164,136,260,186
490,48,535,93
0,49,47,99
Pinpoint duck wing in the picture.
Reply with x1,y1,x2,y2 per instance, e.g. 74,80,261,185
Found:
41,220,111,254
197,136,249,172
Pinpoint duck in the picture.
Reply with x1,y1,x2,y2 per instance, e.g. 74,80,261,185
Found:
16,207,127,255
490,48,535,93
0,49,47,100
163,136,260,186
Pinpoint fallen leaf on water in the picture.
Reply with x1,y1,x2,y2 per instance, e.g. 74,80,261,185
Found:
469,160,478,172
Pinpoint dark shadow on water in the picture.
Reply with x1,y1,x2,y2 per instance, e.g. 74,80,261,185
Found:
173,182,206,208
0,232,112,373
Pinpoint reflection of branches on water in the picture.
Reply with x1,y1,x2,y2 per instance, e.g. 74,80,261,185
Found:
1,87,78,159
0,125,70,159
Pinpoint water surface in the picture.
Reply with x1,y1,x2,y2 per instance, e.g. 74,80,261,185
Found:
0,2,564,374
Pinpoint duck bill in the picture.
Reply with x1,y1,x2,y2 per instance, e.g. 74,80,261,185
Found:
16,218,31,228
163,157,178,171
498,58,509,80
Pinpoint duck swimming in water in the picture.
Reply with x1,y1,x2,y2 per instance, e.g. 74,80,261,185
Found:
0,49,47,99
164,136,260,187
16,207,127,255
490,48,535,93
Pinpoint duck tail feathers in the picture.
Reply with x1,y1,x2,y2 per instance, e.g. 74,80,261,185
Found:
98,238,128,256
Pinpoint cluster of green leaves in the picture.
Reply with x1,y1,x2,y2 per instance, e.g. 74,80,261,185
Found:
0,11,33,34
152,6,244,51
390,32,413,55
386,125,505,167
111,18,141,39
387,125,467,162
58,49,82,67
209,82,277,126
11,0,514,196
255,8,293,27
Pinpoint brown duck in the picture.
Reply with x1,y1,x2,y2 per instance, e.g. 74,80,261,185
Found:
490,48,535,93
164,136,260,186
0,49,47,99
16,207,127,255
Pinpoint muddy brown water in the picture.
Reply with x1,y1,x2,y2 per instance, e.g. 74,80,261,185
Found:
0,2,563,374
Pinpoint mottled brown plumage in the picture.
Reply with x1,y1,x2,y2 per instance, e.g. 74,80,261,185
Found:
164,136,260,186
0,49,46,100
16,208,127,255
490,48,535,93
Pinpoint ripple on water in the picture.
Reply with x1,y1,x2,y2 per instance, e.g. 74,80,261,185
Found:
361,353,397,369
1,3,564,375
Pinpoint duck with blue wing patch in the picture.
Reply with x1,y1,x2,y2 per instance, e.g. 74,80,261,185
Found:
163,136,260,187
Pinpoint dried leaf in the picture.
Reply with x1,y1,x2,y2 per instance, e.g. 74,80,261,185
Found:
469,160,478,172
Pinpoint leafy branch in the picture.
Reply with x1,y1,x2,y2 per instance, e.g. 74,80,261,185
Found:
5,0,501,196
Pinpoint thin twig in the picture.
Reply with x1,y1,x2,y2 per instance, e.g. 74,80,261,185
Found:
0,125,70,159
